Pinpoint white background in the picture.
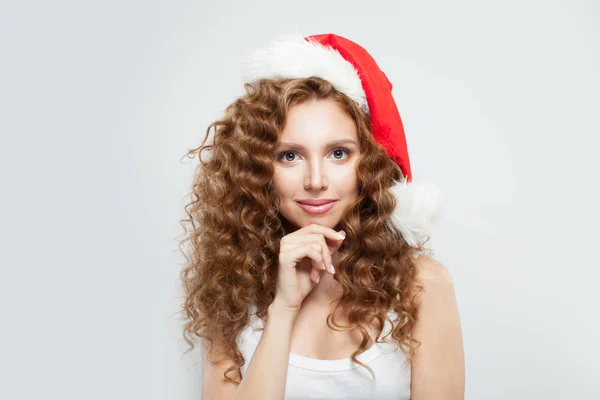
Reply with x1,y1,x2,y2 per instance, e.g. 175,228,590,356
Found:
1,0,598,399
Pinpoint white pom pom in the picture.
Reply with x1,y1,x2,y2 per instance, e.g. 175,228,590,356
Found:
387,180,442,247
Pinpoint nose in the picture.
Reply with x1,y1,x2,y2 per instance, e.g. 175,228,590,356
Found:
304,158,328,191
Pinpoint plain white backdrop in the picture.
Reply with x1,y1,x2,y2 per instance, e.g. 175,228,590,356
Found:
1,0,598,399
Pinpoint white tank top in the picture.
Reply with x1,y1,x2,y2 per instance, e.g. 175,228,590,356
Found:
236,305,411,399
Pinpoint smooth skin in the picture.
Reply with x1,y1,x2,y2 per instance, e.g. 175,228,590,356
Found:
410,255,465,399
200,99,464,399
202,224,342,400
275,224,345,310
200,251,465,400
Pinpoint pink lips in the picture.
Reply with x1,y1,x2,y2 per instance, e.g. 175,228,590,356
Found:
296,200,337,214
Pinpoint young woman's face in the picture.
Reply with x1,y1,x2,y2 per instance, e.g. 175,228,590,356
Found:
273,98,360,232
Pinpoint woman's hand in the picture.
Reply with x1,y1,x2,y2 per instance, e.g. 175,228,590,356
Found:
274,223,346,311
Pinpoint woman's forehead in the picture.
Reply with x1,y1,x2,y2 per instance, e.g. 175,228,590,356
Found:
279,99,357,142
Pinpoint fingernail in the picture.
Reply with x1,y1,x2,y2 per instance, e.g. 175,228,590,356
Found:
316,275,320,283
330,264,335,274
337,232,346,240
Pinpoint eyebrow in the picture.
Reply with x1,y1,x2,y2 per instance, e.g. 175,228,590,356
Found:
276,138,358,150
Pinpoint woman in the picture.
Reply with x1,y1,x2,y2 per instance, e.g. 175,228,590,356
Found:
180,33,465,399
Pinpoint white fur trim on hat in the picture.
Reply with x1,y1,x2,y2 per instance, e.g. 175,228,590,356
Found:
387,180,442,248
243,33,369,114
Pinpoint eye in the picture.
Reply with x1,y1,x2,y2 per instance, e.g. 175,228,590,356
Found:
277,151,298,162
276,148,352,163
331,148,350,160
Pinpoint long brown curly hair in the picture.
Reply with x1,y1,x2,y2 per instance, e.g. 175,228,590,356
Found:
178,77,426,385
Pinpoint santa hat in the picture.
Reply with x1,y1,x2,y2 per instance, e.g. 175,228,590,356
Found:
243,33,441,247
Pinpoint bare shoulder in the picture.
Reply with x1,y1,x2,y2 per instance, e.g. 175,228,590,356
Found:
410,254,465,399
411,254,457,314
200,327,240,399
414,254,453,283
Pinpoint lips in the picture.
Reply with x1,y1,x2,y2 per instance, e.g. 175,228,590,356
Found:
297,199,336,206
296,200,337,214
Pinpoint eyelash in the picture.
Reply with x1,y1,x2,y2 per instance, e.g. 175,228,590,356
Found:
277,148,352,162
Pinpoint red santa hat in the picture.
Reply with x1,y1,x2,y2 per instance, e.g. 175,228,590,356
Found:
243,33,441,247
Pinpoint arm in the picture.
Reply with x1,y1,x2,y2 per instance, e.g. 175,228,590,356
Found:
228,301,298,400
410,256,465,400
200,300,298,400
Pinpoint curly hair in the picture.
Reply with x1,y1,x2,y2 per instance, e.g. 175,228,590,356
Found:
178,77,426,385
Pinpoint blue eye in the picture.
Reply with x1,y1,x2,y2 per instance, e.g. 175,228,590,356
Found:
277,148,351,162
278,151,298,162
332,148,350,159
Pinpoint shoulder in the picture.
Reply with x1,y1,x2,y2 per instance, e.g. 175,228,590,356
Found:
411,254,457,312
410,254,465,398
411,254,459,320
414,254,453,283
199,327,241,398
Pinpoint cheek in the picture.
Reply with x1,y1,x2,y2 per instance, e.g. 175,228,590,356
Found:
273,170,299,197
336,168,359,191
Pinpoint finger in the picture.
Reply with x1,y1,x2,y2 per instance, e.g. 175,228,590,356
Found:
293,243,324,273
283,233,336,249
299,234,333,271
300,223,346,243
300,242,326,270
310,266,322,284
329,233,345,255
316,235,334,274
308,243,327,272
321,228,345,258
280,234,323,250
292,230,344,264
282,229,345,260
287,244,323,270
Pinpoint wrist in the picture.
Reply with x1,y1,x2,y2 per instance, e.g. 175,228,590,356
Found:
268,299,300,320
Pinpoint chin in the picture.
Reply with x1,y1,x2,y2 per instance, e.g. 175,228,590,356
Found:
280,212,341,232
300,213,344,228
